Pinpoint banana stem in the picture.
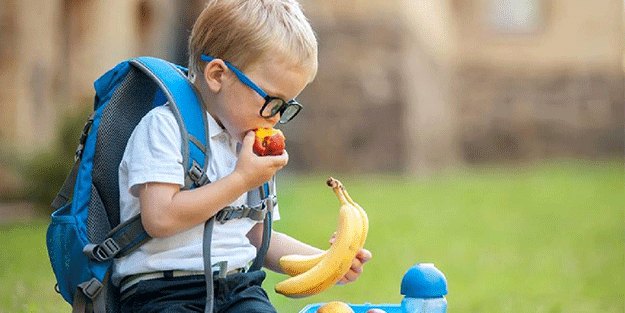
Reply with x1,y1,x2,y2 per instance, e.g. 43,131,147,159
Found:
326,177,348,206
340,185,354,205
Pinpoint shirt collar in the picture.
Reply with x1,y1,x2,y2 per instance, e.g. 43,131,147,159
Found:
206,112,227,140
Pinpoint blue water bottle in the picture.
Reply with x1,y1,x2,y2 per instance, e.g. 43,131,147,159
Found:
400,263,448,313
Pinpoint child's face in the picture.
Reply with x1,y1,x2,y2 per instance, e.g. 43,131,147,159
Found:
213,59,309,142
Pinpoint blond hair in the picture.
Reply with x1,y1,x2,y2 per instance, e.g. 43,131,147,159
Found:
188,0,318,82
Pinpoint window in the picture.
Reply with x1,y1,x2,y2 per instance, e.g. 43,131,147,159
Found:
487,0,544,34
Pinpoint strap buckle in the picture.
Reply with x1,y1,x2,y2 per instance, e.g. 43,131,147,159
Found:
214,261,229,280
213,183,276,223
214,207,239,223
215,203,269,223
188,161,209,187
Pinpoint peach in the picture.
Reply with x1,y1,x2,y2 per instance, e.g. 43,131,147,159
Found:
316,301,354,313
253,128,285,156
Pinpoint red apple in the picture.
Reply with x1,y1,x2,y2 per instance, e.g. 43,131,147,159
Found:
253,128,285,156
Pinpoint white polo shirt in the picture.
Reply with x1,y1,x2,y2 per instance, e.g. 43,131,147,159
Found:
112,104,279,286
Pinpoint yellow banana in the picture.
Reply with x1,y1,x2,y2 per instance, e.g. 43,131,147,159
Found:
278,178,369,277
278,251,326,276
275,178,363,298
340,183,368,249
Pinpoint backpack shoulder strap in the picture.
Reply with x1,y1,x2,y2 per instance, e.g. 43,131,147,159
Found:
82,57,211,260
130,57,210,188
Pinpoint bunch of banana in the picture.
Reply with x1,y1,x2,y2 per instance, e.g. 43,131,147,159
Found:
275,177,369,298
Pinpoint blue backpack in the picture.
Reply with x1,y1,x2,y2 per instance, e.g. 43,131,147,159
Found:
46,57,275,313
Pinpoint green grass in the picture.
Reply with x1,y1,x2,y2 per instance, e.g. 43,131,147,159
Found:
0,221,70,313
1,160,623,312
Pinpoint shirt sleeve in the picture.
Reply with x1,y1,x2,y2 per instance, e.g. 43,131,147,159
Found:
123,106,185,197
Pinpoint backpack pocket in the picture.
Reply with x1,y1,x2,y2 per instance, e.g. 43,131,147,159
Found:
46,202,96,304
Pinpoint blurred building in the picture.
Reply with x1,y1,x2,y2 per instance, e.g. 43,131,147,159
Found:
293,0,624,174
0,0,203,153
449,0,624,164
0,0,622,174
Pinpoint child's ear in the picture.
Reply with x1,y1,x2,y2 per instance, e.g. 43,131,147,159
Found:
203,59,228,93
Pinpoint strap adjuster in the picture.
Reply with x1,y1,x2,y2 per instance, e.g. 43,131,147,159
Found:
212,185,276,223
215,204,269,224
78,278,103,300
188,161,209,187
75,113,95,161
247,205,266,221
215,208,236,223
83,238,120,261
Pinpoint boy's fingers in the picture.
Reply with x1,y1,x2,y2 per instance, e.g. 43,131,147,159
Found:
338,267,360,285
243,130,255,147
350,258,363,274
328,231,338,245
274,150,289,166
334,253,367,286
356,248,372,263
241,131,255,150
262,150,289,168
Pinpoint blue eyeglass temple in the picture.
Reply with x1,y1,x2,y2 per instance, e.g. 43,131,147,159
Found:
200,55,268,99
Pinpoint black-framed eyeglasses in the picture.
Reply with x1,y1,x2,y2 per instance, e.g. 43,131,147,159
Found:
200,55,303,124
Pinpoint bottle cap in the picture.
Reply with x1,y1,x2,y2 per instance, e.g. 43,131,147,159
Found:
400,263,448,298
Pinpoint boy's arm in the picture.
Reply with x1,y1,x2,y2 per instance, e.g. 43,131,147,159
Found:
140,131,287,238
139,173,247,238
247,226,324,273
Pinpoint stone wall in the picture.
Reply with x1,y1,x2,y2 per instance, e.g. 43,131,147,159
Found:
282,18,408,173
457,66,624,162
279,14,624,172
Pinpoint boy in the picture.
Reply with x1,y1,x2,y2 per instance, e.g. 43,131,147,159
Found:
113,0,372,312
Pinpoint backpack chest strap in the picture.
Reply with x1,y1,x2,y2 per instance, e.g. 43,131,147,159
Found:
214,195,277,224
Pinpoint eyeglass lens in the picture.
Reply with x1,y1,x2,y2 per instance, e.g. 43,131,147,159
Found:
260,99,300,123
281,105,299,121
261,99,283,117
269,99,284,116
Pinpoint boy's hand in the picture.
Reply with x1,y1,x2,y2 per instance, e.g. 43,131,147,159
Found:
337,248,372,285
329,232,373,285
234,131,288,190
